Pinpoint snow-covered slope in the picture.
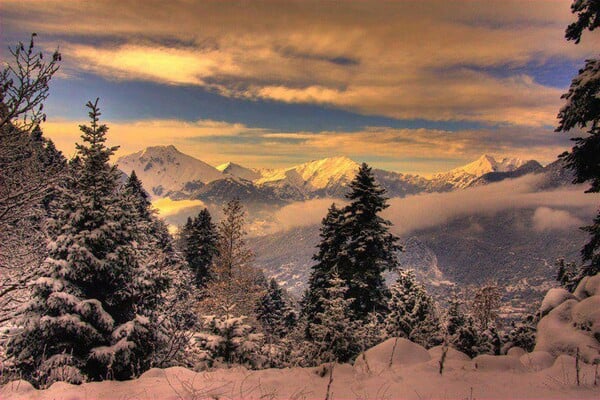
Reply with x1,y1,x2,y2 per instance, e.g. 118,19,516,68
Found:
117,145,223,197
3,339,598,399
430,154,534,190
256,156,360,194
217,162,261,181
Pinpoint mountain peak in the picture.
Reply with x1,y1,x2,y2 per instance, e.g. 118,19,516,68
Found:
217,161,261,181
140,144,180,157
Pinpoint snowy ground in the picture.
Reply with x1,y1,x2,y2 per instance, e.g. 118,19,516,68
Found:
3,339,598,400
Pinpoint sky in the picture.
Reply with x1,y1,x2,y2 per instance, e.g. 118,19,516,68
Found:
1,0,598,175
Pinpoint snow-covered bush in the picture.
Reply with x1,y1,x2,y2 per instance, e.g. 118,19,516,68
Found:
535,274,600,363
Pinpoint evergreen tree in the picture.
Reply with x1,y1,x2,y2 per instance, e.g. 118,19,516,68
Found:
301,203,345,325
307,274,360,363
256,279,297,338
195,305,264,368
556,0,600,287
340,163,401,320
181,208,218,287
7,100,164,385
504,313,537,353
384,269,442,348
124,170,151,221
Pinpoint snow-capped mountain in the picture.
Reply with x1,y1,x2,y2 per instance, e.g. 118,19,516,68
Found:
217,162,261,181
256,156,361,197
118,147,543,203
117,145,224,197
429,154,535,190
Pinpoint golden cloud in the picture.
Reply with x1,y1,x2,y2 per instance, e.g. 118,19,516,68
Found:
5,0,598,126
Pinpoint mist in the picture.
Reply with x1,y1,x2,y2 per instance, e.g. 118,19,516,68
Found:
271,175,600,236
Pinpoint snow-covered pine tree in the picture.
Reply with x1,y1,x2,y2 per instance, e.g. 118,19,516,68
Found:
341,163,401,320
503,313,537,353
307,274,360,364
301,203,346,326
124,170,152,221
256,278,297,338
7,100,164,386
385,269,442,348
556,0,600,287
181,208,218,287
195,305,264,369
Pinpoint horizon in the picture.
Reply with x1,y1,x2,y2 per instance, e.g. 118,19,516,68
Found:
2,1,598,175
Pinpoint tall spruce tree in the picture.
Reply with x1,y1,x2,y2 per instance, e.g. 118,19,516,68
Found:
556,0,600,287
256,278,296,338
301,203,346,325
181,208,218,287
341,163,401,319
7,100,164,385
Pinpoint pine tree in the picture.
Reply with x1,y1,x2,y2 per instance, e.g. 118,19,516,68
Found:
384,269,442,348
307,274,360,363
124,170,152,221
504,314,537,353
181,208,218,287
256,278,297,338
301,203,345,325
7,100,164,385
340,163,401,320
195,305,264,368
556,0,600,287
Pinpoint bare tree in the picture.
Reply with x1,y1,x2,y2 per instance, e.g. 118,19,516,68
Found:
470,283,502,330
0,35,62,327
199,199,265,318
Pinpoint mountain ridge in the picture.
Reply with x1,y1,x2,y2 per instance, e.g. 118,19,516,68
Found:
117,145,545,202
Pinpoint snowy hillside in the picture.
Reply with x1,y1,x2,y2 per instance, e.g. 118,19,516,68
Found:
3,338,598,399
429,154,537,190
117,145,224,197
217,161,261,181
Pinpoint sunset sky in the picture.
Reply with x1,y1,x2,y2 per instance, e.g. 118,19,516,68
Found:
1,0,598,174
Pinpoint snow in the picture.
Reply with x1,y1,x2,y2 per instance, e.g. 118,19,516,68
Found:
217,162,261,181
506,346,526,358
431,154,534,189
117,145,224,197
471,355,525,371
519,351,554,371
539,288,577,316
354,338,431,374
428,345,470,362
3,351,600,399
256,156,359,191
535,282,600,363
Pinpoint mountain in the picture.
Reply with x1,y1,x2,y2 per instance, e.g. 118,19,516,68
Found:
117,145,223,197
256,156,360,198
119,147,544,205
217,162,261,181
470,160,544,186
428,154,533,190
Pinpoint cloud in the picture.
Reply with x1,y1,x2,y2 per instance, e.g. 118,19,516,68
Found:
4,0,599,126
269,175,599,235
152,198,206,218
532,207,584,231
274,198,346,231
